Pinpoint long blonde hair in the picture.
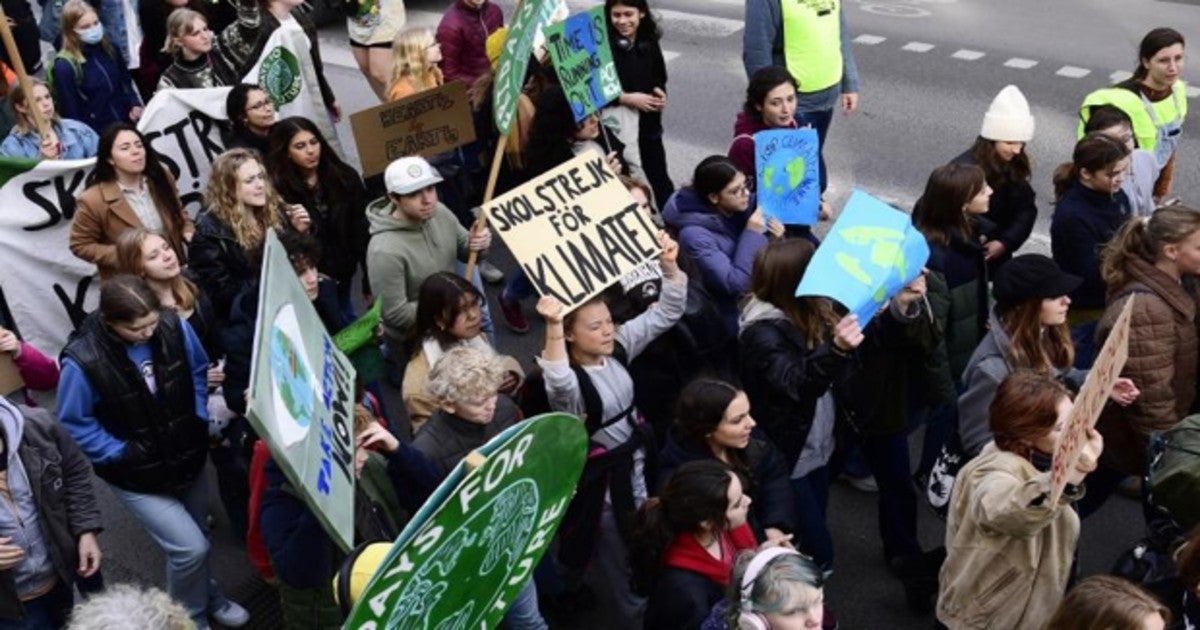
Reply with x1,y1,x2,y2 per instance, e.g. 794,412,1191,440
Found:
8,79,60,133
114,228,199,313
161,8,206,56
204,148,282,251
60,0,113,62
387,28,437,96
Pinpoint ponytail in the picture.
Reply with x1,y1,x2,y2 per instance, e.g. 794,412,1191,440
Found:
1102,206,1200,291
1051,162,1078,201
1053,133,1131,202
629,496,673,595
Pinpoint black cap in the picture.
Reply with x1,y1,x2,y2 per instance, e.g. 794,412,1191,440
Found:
993,254,1083,305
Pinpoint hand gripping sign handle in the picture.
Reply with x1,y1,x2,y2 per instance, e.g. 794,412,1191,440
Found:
464,134,509,282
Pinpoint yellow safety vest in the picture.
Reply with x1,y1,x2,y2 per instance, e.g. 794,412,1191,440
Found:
781,0,843,93
1078,81,1188,166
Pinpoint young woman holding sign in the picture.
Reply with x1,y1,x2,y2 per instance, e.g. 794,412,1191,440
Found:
70,124,192,279
662,155,782,340
56,275,249,629
532,230,686,627
267,116,369,310
0,78,98,160
1081,206,1200,517
937,370,1101,630
606,0,673,207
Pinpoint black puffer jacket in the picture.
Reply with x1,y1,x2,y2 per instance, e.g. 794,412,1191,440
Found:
737,298,857,466
188,210,256,324
61,312,208,494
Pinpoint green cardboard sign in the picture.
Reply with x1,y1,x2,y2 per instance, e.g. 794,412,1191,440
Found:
344,413,588,628
247,230,357,553
493,0,558,134
544,7,622,121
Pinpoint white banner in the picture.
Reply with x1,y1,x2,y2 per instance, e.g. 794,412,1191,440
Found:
0,88,231,358
244,19,342,157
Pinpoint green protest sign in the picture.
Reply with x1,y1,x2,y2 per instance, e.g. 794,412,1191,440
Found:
493,0,558,134
345,413,588,628
544,6,621,121
247,230,357,553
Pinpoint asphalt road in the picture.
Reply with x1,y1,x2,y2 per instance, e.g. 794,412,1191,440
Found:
86,1,1199,628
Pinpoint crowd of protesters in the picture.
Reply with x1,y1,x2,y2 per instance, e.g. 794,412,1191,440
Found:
0,0,1193,628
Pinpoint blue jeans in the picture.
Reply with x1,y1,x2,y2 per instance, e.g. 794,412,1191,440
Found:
504,581,547,630
0,580,73,630
108,474,228,629
794,108,834,193
503,268,536,303
791,466,833,571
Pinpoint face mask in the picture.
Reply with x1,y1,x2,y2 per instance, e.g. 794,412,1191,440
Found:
77,24,104,45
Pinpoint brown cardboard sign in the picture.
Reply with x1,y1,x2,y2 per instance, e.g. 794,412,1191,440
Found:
349,81,476,177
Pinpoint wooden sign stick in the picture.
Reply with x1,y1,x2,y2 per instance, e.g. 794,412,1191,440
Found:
463,135,509,281
0,8,49,141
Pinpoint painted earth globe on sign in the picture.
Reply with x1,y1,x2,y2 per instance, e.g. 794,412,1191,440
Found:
268,304,316,447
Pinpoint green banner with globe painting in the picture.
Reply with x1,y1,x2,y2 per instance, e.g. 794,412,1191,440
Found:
345,413,587,629
247,230,357,552
755,128,821,225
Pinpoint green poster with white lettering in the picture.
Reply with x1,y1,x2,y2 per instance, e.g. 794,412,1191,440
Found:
543,7,622,121
493,0,559,134
344,413,587,629
247,229,357,553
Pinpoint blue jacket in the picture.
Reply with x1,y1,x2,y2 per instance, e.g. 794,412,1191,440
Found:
51,45,142,135
662,188,767,337
742,0,860,112
0,119,98,160
56,318,209,464
1050,181,1131,311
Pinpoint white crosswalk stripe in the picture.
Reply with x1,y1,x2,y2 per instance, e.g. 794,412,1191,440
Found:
1109,70,1134,82
853,34,887,45
1055,66,1091,79
901,41,935,53
1003,57,1038,69
951,49,985,61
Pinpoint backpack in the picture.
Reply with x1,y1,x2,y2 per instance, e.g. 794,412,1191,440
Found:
1149,414,1200,534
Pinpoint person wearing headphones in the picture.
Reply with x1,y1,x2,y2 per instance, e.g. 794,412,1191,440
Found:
703,547,826,629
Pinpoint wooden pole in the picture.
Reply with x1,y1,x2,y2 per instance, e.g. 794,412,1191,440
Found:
0,7,49,141
463,135,508,281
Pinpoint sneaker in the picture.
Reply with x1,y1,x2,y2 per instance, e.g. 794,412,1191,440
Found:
210,599,249,628
839,473,878,493
499,291,530,334
478,260,505,284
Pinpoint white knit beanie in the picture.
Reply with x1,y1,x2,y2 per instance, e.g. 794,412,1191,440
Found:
979,85,1035,142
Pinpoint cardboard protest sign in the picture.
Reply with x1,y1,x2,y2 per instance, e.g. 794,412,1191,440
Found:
0,353,22,396
345,413,588,629
796,189,930,326
0,89,229,358
494,0,559,134
755,128,821,225
349,81,476,177
246,230,357,552
483,150,661,311
1050,295,1135,504
245,19,342,156
544,7,621,121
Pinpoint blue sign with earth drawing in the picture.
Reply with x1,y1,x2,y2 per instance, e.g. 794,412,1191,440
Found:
755,128,821,225
796,189,930,326
247,230,357,553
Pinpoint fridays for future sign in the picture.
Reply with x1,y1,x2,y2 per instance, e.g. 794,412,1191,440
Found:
482,150,661,311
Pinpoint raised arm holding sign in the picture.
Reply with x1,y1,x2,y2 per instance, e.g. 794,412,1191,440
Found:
543,7,622,121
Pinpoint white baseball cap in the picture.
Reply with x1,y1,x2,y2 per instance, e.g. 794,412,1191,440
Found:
384,156,443,195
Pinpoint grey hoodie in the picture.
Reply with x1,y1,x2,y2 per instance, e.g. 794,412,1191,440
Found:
365,198,470,343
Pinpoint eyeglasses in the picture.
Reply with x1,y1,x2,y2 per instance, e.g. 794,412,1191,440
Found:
724,184,750,196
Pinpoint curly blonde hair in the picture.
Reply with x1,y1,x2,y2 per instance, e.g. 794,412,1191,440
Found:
66,583,195,630
387,28,437,96
427,346,505,403
205,148,282,251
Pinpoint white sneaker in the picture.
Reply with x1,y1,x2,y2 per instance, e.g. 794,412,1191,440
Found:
210,599,249,627
478,261,505,284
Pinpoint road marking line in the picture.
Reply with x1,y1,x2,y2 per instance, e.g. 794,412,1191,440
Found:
901,41,935,52
951,49,985,61
854,34,887,45
1004,57,1038,69
655,8,744,37
1188,86,1200,99
1056,66,1091,79
1110,70,1134,82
